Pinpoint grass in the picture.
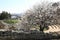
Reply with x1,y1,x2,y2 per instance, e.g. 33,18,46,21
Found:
4,19,18,24
44,28,48,31
31,25,49,31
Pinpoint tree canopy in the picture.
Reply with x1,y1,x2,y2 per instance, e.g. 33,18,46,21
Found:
20,2,60,32
0,11,11,20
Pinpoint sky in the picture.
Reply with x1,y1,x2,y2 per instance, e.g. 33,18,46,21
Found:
0,0,60,14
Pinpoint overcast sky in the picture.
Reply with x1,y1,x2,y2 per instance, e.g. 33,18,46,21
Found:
0,0,60,14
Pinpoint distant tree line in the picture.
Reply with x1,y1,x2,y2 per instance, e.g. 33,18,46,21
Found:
0,11,11,20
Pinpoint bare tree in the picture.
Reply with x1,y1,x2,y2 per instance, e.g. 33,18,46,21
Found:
21,2,60,32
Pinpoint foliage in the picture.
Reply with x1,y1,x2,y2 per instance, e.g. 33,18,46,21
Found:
0,11,11,20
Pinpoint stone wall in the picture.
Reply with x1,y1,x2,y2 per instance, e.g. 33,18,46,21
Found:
0,31,60,40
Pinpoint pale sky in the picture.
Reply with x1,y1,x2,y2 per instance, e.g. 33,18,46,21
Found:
0,0,60,14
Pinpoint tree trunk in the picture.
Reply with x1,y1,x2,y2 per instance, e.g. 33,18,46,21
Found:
39,25,44,32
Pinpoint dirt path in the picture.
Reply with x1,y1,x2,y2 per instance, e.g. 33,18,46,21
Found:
44,25,60,33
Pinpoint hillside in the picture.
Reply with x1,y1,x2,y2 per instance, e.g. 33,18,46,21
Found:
0,2,60,33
